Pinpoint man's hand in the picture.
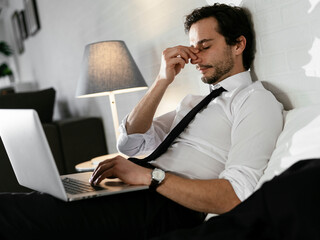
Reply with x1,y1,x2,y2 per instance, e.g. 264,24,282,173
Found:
157,45,199,84
89,155,152,186
124,45,199,135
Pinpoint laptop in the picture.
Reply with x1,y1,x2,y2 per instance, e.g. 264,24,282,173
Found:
0,109,148,201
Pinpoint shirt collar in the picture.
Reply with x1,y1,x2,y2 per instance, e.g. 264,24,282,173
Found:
210,71,252,92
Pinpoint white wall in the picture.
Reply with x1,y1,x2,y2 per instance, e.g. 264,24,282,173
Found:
1,0,320,154
1,0,207,153
241,0,320,110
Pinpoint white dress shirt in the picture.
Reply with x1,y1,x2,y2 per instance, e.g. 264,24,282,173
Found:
117,71,283,201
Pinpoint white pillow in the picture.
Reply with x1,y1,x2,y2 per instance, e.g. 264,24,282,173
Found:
255,105,320,189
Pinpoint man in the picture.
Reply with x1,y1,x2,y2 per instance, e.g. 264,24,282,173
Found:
91,3,283,213
0,4,283,239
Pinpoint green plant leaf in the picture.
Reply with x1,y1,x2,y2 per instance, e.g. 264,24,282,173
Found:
0,63,13,77
0,41,13,56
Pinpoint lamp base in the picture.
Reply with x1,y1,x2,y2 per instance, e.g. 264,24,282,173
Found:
90,153,128,165
75,153,146,172
75,153,126,172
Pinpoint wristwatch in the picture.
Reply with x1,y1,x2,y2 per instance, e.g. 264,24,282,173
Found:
150,168,165,190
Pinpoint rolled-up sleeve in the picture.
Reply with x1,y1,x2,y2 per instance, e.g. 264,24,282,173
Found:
219,90,283,201
117,110,176,156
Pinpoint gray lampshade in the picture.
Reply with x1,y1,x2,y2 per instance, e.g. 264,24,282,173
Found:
76,40,147,98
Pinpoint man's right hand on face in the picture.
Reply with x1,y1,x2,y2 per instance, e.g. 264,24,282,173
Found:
124,46,199,135
157,45,199,85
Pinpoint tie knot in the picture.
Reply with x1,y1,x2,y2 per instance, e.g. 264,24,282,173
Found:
208,87,226,100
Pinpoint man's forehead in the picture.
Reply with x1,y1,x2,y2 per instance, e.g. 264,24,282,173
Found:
188,17,220,45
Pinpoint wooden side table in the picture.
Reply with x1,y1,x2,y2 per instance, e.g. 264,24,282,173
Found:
75,153,128,172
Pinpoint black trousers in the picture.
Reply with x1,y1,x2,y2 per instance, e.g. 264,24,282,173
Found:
0,189,205,239
153,159,320,240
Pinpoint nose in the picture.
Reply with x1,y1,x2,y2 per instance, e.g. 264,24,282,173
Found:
191,53,201,64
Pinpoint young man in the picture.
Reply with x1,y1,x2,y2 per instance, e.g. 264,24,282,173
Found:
90,3,283,213
0,4,283,239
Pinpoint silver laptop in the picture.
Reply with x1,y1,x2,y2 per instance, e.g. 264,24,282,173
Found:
0,109,147,201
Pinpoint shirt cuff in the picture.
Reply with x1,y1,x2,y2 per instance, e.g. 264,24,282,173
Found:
219,165,262,201
117,115,158,156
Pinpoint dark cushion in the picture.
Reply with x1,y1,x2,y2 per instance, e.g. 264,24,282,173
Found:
0,88,55,123
55,117,108,173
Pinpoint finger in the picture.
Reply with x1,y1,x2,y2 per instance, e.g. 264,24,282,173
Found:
177,46,199,61
90,160,114,184
90,163,112,184
189,46,200,54
92,168,114,186
185,48,198,61
168,57,186,75
177,59,186,70
170,56,186,66
164,46,197,62
177,51,190,64
91,162,105,180
91,157,115,176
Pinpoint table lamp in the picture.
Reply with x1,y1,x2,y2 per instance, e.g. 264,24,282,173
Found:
76,40,148,141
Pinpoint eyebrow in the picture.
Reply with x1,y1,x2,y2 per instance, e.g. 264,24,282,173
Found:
191,39,214,47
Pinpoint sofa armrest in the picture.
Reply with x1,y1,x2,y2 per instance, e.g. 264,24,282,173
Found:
54,117,108,173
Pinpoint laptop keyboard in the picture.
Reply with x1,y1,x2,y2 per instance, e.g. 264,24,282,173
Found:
62,177,104,195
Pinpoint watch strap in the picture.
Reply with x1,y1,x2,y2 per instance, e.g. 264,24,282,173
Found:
149,179,160,191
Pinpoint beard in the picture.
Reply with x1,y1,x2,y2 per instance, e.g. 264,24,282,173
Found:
201,46,234,85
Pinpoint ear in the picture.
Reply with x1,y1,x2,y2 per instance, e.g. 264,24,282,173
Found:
234,35,246,56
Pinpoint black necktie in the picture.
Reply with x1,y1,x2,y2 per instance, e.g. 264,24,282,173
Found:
128,87,226,167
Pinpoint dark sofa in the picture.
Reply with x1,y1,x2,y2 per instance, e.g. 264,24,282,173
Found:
0,88,108,192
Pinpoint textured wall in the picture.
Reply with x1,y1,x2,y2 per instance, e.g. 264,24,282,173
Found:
2,0,320,154
2,0,207,153
242,0,320,110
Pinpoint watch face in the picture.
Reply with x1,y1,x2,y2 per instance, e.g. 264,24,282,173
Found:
152,168,165,181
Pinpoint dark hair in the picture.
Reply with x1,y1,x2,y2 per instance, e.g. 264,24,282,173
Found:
184,3,255,70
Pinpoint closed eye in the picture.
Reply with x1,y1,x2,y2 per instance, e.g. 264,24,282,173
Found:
200,46,210,51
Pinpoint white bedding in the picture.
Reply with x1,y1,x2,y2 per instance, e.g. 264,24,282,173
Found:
255,105,320,190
